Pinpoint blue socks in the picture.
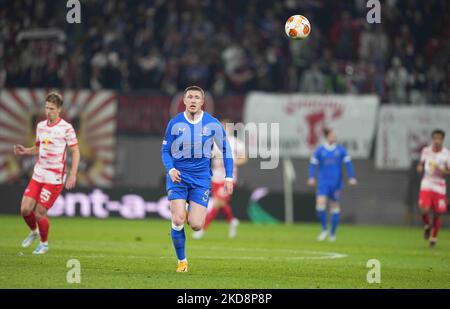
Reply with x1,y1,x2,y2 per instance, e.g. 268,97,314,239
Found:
330,210,341,236
171,224,186,261
316,209,327,231
317,206,341,236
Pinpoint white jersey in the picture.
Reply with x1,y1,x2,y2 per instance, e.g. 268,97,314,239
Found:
420,146,450,195
32,118,78,184
211,135,245,183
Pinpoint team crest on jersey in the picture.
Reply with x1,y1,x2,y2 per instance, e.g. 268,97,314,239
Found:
201,127,210,136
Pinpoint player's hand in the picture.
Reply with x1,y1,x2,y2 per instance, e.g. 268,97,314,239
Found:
307,178,316,186
224,180,234,195
169,169,182,183
14,144,26,156
416,164,424,174
65,174,76,190
348,178,357,186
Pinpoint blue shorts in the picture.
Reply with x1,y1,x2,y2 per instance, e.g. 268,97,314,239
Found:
317,183,342,202
166,176,211,207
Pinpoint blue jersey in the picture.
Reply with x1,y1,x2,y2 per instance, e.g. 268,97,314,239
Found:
161,111,233,188
308,143,355,188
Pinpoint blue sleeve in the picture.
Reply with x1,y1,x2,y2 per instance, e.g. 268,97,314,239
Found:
309,147,320,179
342,147,355,178
215,123,234,179
161,120,174,172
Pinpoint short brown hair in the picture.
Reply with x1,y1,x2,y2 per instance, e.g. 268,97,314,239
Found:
323,127,333,137
184,86,205,97
432,129,445,138
46,92,63,107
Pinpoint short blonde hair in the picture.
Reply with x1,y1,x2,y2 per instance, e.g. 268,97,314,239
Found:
184,86,205,98
46,92,63,107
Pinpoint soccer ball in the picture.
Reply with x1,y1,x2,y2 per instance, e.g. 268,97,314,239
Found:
285,15,311,40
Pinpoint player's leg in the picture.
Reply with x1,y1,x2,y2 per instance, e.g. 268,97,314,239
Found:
170,198,188,272
167,178,190,271
225,202,239,239
420,208,432,240
418,190,432,241
203,183,225,230
192,183,221,239
429,193,447,247
20,197,39,248
316,190,328,241
20,179,41,248
192,197,222,239
429,213,441,247
170,199,191,272
205,198,223,229
222,196,239,239
187,201,208,231
31,183,64,254
220,191,239,238
329,202,341,242
328,188,342,242
208,182,238,238
33,204,49,254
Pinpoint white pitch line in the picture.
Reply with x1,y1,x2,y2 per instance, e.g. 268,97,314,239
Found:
4,245,348,261
6,249,348,261
190,245,347,256
180,253,348,261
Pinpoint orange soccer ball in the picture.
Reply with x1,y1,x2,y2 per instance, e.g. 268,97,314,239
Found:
285,15,311,40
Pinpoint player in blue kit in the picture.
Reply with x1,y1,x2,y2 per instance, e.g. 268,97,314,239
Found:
161,86,234,272
308,128,357,242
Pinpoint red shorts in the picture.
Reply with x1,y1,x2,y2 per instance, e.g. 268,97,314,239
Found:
23,178,64,209
212,181,233,203
419,190,448,214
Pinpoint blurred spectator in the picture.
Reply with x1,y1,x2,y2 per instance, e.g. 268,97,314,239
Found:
427,65,446,105
386,57,410,104
409,56,427,105
329,11,360,61
300,61,325,93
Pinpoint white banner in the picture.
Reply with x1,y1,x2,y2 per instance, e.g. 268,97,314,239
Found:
243,92,379,158
376,106,450,170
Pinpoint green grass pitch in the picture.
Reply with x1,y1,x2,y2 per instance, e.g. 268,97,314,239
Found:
0,215,449,288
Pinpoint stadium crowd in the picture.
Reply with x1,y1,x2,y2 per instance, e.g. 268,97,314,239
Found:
1,0,449,104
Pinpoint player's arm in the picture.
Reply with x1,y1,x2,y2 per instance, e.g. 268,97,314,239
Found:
416,162,425,174
416,148,426,174
234,140,248,166
64,125,79,190
234,156,247,166
161,120,181,183
308,149,319,186
13,144,39,156
343,148,357,185
216,124,234,194
66,144,80,190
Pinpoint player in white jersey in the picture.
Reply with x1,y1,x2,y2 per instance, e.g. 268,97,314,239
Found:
416,129,450,247
192,120,247,239
13,92,80,254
